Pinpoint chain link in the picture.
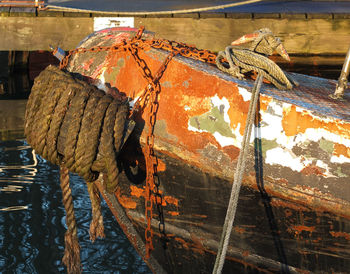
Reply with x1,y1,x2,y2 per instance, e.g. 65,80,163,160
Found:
59,26,216,258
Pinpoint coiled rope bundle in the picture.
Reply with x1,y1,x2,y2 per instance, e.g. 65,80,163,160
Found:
216,47,293,90
216,28,294,90
25,65,129,273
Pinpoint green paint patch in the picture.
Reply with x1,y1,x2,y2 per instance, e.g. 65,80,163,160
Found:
319,138,334,154
334,166,348,178
260,139,279,158
189,106,233,138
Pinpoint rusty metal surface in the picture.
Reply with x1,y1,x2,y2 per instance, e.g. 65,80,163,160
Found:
115,151,350,273
67,28,350,201
66,27,350,272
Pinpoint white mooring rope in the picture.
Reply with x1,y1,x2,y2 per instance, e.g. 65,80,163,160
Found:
212,74,263,274
46,0,263,15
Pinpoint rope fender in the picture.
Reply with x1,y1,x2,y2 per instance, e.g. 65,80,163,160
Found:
25,65,130,273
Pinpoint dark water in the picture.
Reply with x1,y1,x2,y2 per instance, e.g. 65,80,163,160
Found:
0,139,151,273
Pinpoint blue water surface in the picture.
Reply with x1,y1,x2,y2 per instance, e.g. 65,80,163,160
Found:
0,139,151,274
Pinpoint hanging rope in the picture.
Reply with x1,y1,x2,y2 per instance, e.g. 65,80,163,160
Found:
87,180,105,242
212,74,263,274
60,166,81,274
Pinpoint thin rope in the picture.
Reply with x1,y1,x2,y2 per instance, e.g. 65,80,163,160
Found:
60,166,81,274
212,74,263,274
46,0,263,15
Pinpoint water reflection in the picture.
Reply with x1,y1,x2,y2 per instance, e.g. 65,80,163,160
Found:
0,139,151,273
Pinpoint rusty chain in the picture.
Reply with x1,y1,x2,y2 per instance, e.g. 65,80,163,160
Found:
59,26,216,258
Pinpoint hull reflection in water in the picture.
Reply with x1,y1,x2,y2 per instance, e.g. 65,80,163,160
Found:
0,139,151,273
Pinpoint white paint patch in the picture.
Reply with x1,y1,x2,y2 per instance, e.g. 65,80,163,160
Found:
316,160,336,178
189,123,236,147
94,17,134,31
213,132,235,147
266,147,308,172
238,86,251,101
331,154,350,164
188,124,203,133
184,105,191,111
95,69,108,92
188,90,350,174
128,96,139,110
260,100,350,176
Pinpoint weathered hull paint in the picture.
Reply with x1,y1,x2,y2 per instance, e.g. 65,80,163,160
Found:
67,28,350,273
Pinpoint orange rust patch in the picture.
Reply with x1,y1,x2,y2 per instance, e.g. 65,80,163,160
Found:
290,225,316,235
301,164,325,176
333,143,350,158
129,185,179,207
164,196,179,207
234,226,246,234
192,247,205,255
130,185,144,198
282,105,350,139
190,234,205,255
116,188,137,209
192,214,207,218
102,49,252,165
242,250,250,257
330,231,350,241
82,58,94,71
312,237,322,243
157,158,166,172
222,145,240,161
267,196,310,212
174,237,190,249
259,95,272,112
167,211,179,216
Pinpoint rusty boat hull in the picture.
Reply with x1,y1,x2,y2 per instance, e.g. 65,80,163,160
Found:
65,27,350,273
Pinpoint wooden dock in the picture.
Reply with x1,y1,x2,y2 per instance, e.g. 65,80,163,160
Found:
0,1,350,56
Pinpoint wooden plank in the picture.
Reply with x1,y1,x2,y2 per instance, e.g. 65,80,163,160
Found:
173,13,199,18
135,17,350,55
226,12,252,19
0,15,349,54
253,13,280,19
0,7,10,17
63,12,90,17
200,12,226,19
334,13,350,19
307,13,333,19
9,7,36,17
37,10,64,17
0,17,93,51
280,13,307,19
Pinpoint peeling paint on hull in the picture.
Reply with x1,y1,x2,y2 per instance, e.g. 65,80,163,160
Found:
67,28,350,273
